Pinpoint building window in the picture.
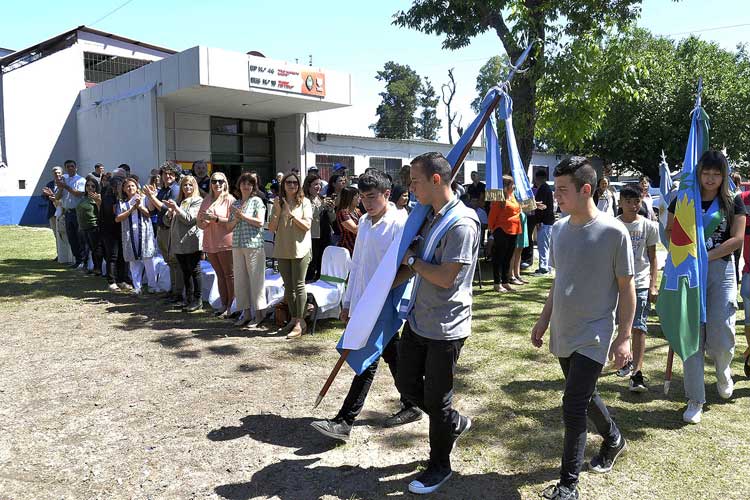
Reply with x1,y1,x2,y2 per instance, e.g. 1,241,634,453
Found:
314,155,354,182
368,157,403,183
83,52,151,84
210,117,274,187
18,180,25,190
476,162,486,181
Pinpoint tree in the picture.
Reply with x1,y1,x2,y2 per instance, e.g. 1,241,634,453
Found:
370,62,422,139
540,29,750,179
441,68,459,144
394,0,647,168
417,77,442,140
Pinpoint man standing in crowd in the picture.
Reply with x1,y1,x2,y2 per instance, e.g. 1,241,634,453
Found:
310,169,422,441
464,170,486,207
531,157,634,500
55,160,86,269
144,161,183,303
534,169,555,275
396,152,479,495
193,160,210,197
92,163,105,179
42,166,64,262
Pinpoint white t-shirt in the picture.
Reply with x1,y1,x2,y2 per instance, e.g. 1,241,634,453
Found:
342,203,407,312
617,215,659,289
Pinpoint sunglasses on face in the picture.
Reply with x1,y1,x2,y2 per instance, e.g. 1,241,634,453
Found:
285,180,299,186
211,179,225,184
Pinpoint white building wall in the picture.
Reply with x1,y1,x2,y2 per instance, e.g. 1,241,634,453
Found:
77,85,159,180
0,45,82,224
275,115,304,174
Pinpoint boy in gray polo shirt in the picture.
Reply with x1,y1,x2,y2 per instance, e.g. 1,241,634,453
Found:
531,157,635,500
396,152,479,495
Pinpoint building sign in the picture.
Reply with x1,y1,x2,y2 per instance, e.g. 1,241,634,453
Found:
248,58,326,98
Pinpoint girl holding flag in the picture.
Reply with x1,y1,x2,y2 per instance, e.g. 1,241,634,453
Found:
667,150,746,423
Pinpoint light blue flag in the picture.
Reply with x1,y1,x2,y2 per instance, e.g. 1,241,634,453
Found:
337,89,502,374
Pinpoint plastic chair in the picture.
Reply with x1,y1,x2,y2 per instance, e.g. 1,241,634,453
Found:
305,246,352,334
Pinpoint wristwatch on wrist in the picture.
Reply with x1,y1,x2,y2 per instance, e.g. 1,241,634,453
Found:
407,255,417,270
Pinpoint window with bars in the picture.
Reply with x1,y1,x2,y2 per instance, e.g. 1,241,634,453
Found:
83,52,151,84
368,157,403,182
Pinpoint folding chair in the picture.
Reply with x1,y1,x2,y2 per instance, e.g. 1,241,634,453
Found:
305,246,352,335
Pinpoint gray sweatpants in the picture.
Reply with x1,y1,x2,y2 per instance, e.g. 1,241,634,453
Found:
683,257,737,404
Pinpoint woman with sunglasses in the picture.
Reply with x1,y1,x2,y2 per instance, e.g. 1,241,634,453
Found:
198,171,236,317
268,172,312,339
114,176,158,295
163,176,204,312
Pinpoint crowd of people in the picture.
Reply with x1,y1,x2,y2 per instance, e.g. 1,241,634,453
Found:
41,150,749,499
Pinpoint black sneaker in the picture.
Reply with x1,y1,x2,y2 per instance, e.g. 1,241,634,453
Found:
383,406,423,428
540,483,579,499
408,464,452,495
310,419,351,441
589,436,627,473
616,360,633,377
629,371,648,393
183,301,202,313
533,268,550,275
451,414,472,451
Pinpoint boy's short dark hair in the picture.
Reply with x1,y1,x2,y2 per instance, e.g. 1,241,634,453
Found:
535,169,548,180
619,184,642,201
553,156,597,192
411,152,452,185
358,169,391,193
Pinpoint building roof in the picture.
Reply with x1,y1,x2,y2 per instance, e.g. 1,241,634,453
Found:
311,131,484,149
0,26,176,68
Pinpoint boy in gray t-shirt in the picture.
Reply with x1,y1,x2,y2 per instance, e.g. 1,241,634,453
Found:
532,158,635,500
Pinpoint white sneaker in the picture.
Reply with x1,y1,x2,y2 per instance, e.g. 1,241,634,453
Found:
682,401,703,424
717,376,734,399
118,282,133,291
108,283,120,292
132,288,142,296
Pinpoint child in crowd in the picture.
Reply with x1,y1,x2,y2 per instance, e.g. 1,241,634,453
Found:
616,185,659,392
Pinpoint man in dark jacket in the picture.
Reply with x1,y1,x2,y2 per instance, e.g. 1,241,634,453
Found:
534,169,555,275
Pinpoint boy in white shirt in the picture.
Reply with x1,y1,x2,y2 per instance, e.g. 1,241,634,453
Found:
311,169,422,441
617,184,660,392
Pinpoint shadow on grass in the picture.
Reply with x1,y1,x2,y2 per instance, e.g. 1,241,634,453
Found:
215,457,557,500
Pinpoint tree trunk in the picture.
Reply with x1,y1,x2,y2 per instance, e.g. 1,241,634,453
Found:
510,71,537,171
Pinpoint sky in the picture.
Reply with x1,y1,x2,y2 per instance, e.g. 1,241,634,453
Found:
1,0,748,143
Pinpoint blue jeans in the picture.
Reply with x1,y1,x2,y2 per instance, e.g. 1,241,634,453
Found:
537,223,552,271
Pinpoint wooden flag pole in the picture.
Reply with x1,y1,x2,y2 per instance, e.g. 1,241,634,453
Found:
312,43,538,410
664,347,675,395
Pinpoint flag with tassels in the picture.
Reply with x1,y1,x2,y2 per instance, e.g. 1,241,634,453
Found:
656,80,711,362
484,89,536,211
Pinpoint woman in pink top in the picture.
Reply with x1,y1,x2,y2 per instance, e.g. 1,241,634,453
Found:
198,171,236,317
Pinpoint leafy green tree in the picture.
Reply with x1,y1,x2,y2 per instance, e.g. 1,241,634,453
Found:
394,0,645,167
370,62,422,139
417,77,442,140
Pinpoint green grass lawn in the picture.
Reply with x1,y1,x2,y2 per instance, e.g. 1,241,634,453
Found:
1,225,749,499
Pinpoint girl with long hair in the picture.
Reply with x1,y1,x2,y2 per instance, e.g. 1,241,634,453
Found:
164,175,204,312
227,172,267,327
268,172,312,339
76,175,104,277
303,172,331,281
594,177,617,216
114,176,158,295
336,185,361,257
667,150,747,424
198,171,236,317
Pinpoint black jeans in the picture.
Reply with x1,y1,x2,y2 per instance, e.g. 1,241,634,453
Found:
335,331,414,425
521,214,536,264
306,237,325,282
102,235,129,285
176,252,202,302
83,227,104,274
492,228,517,284
64,210,85,265
559,352,621,488
396,323,465,470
